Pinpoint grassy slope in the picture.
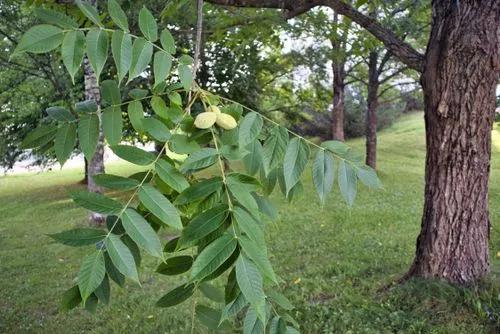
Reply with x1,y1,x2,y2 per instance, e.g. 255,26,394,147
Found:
0,113,499,333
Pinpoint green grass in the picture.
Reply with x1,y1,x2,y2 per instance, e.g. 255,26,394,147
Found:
1,113,499,333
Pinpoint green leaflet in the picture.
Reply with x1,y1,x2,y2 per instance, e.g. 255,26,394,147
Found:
127,100,145,132
34,8,79,29
238,235,277,283
121,208,162,258
227,176,259,216
61,285,82,311
61,30,86,83
138,6,158,42
83,294,98,313
122,235,141,267
128,37,153,83
76,0,102,26
156,283,195,308
46,106,75,122
128,88,148,100
338,160,357,206
86,28,109,82
108,0,129,31
169,134,200,154
94,275,110,305
283,137,310,196
267,290,294,311
235,255,266,322
233,206,265,248
163,237,179,253
13,24,63,55
178,204,228,248
78,251,105,302
190,234,237,281
242,140,263,175
180,148,218,173
101,80,121,106
179,54,194,65
102,106,123,145
70,190,122,215
111,30,132,84
111,145,156,166
253,193,278,221
312,149,335,204
321,140,350,157
54,123,77,166
268,316,287,334
221,293,247,322
199,282,225,303
160,29,176,54
21,125,57,149
142,118,171,142
104,253,125,287
156,255,193,275
175,177,223,205
225,267,239,303
138,184,182,230
48,228,106,247
168,91,182,106
150,96,170,119
263,125,289,174
178,63,193,92
355,165,382,188
243,307,265,334
75,100,97,114
153,51,172,87
195,305,229,330
92,174,139,190
105,234,139,283
239,112,263,148
78,113,99,160
155,159,189,193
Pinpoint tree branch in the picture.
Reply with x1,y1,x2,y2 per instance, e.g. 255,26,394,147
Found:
322,0,424,72
205,0,323,19
346,73,367,85
378,80,419,98
377,50,392,75
206,0,425,72
380,66,408,84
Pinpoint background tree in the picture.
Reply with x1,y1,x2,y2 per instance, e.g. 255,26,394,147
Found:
288,4,365,141
0,0,83,171
352,0,427,169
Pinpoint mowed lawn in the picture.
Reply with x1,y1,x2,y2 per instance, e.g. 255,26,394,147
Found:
1,113,499,333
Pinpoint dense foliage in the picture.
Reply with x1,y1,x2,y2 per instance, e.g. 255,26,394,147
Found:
14,1,382,332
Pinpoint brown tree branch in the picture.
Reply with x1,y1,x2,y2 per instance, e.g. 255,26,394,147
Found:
205,0,425,72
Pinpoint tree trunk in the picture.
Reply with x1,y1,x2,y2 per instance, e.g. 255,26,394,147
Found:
406,1,499,284
83,56,106,226
365,50,379,169
331,61,346,141
80,158,89,185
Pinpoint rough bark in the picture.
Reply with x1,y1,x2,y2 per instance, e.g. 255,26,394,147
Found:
365,50,379,169
405,0,500,284
332,61,346,141
83,56,105,226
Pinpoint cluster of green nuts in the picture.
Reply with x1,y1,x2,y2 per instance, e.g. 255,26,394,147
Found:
194,106,237,130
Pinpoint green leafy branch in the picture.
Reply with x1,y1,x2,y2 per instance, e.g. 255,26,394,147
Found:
15,1,382,332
